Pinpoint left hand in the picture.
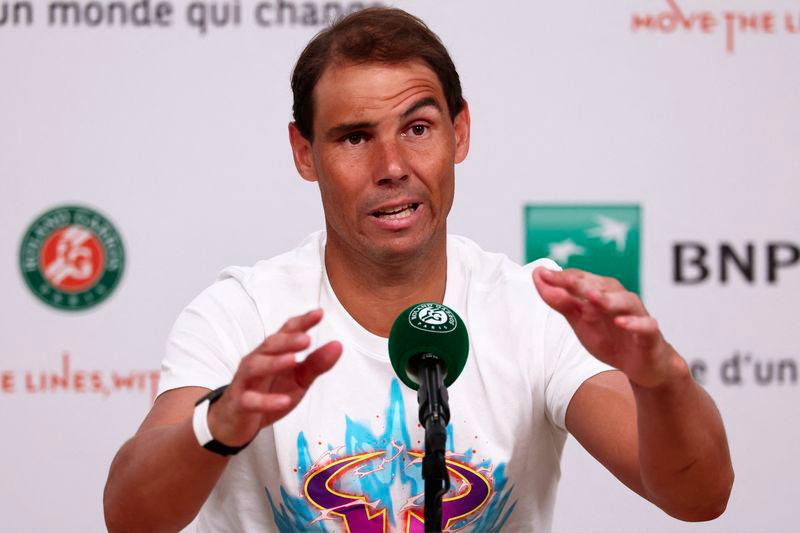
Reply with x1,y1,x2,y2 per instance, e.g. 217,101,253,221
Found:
533,267,682,389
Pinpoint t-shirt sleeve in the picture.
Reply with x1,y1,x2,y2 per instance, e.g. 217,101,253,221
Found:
526,259,616,432
157,276,265,398
543,307,615,432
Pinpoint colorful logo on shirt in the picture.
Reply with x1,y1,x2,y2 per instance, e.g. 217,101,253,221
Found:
265,380,516,532
525,204,641,294
302,450,492,532
19,205,125,310
408,303,458,333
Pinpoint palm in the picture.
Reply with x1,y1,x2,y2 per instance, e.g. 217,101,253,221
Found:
255,370,308,427
209,310,342,447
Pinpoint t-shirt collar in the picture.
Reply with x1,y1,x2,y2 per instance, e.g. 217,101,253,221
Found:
318,233,462,361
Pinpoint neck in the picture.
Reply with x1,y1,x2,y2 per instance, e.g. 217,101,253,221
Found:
324,231,447,338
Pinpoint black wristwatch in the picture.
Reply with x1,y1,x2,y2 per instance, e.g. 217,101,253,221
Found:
192,385,251,456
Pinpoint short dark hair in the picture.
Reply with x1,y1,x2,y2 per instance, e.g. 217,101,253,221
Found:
291,7,465,141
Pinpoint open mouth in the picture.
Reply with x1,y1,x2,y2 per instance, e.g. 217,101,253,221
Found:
371,203,420,220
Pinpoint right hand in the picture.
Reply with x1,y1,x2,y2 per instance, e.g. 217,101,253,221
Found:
207,309,342,447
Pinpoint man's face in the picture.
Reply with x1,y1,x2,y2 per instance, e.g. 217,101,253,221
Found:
289,60,470,264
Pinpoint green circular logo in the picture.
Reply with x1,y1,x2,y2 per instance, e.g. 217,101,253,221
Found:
408,303,457,333
19,205,125,311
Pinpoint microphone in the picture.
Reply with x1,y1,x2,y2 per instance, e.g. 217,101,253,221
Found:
388,302,469,391
388,302,469,533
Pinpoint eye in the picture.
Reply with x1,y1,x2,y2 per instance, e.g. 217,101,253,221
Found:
410,125,427,136
345,132,366,145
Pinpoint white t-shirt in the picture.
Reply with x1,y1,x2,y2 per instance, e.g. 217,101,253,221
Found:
159,231,613,532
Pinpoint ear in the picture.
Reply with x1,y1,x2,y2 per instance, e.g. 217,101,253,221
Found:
453,100,471,164
288,122,319,182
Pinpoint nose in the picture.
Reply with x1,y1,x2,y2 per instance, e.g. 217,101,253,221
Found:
373,137,409,186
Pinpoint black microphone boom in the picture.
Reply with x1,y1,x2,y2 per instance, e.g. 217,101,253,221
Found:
417,354,451,532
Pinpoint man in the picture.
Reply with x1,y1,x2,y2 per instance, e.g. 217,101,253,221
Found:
104,7,733,532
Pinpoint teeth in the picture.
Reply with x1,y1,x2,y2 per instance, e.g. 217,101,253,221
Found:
375,203,417,219
381,206,414,219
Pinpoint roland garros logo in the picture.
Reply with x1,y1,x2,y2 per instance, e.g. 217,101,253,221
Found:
19,205,125,311
408,303,457,333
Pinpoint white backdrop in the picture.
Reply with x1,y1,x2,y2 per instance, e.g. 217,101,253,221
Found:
1,0,798,531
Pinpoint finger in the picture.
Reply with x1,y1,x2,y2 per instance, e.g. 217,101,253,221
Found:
536,267,623,299
295,341,343,389
533,268,582,316
278,309,324,334
534,266,577,288
255,332,311,355
239,390,293,412
587,289,645,316
239,353,296,381
614,315,659,335
534,267,591,299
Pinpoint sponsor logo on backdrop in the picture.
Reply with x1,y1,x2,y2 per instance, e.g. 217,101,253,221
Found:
19,205,125,311
672,241,799,284
631,0,800,54
525,205,641,294
522,207,798,388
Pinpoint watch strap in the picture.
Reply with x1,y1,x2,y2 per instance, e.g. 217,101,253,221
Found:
192,394,214,446
192,385,251,456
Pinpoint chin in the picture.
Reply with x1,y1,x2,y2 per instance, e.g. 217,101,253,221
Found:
367,232,439,263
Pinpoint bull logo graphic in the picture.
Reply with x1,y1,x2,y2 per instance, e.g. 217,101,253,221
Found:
304,451,492,532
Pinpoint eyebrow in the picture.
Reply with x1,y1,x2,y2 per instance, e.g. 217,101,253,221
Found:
401,96,442,118
326,120,375,140
324,97,443,140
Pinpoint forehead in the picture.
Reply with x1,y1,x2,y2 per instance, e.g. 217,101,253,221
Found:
312,60,446,125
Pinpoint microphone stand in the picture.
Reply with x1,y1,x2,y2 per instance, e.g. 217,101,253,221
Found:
416,354,451,533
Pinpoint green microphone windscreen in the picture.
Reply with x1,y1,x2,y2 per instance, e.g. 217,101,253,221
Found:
388,302,469,390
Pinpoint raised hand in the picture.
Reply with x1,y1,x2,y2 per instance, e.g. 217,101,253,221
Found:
207,309,342,447
532,267,685,389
